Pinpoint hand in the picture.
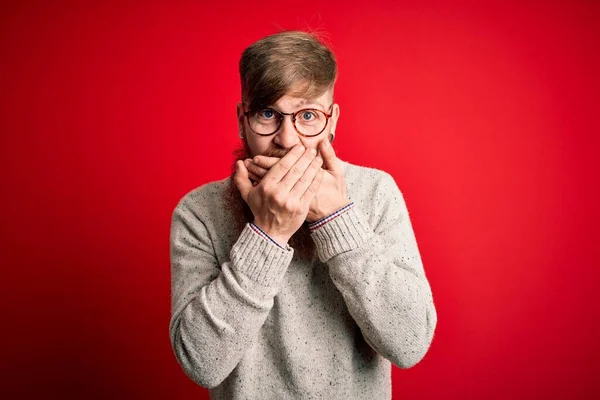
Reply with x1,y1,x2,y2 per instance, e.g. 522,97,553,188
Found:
234,144,325,246
245,139,351,223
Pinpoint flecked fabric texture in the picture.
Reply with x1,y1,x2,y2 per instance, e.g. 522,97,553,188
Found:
169,159,437,400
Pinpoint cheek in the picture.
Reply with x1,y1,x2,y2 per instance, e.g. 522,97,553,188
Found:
246,135,272,157
300,136,324,151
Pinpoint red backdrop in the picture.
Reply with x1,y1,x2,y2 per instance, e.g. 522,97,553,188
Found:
1,0,599,398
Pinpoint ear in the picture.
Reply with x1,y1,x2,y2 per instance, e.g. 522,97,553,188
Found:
329,103,340,142
236,102,246,139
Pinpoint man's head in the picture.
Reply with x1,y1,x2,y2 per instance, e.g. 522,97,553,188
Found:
236,30,340,158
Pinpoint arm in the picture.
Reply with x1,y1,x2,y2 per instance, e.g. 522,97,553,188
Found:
311,173,437,368
170,146,323,388
169,199,293,388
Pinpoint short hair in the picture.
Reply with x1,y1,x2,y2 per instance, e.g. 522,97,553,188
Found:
239,30,337,114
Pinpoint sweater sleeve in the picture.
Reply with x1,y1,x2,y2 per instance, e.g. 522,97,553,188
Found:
310,173,437,369
169,199,294,389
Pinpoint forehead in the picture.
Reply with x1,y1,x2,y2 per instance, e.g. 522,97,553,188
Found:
271,90,332,110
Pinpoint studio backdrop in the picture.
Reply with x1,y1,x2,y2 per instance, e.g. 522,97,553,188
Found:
1,0,598,399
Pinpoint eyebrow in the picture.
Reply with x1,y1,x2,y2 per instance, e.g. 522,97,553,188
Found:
296,99,325,109
268,99,326,111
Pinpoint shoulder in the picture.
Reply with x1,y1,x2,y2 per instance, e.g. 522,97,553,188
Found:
340,159,400,197
171,176,231,219
339,159,408,230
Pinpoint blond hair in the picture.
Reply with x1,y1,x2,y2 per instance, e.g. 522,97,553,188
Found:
239,30,337,113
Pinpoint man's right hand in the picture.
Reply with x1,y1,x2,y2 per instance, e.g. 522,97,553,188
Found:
234,144,324,247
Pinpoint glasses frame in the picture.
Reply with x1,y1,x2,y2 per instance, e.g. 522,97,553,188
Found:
243,103,334,137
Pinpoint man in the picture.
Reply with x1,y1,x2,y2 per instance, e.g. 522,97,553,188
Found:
169,30,437,399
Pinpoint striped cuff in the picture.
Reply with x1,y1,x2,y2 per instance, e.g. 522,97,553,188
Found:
231,223,294,287
250,222,288,250
310,205,374,262
308,202,355,232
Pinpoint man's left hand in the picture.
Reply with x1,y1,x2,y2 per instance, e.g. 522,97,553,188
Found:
245,139,351,223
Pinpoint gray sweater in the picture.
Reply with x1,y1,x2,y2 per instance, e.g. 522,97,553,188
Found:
169,160,437,399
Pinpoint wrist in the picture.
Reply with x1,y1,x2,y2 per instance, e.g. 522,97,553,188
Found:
251,222,290,248
307,199,353,223
308,201,355,231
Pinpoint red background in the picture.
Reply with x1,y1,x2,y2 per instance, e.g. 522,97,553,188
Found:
1,0,599,398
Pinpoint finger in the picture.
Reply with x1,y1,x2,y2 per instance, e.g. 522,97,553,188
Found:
290,155,323,199
233,160,253,202
318,138,342,174
279,147,317,191
248,171,262,183
252,155,280,170
245,159,268,178
300,167,324,203
263,144,306,184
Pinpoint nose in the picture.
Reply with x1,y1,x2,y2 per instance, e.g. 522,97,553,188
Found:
273,115,301,149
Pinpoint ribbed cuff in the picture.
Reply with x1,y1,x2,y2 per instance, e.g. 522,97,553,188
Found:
308,202,355,232
230,223,294,286
250,222,287,249
310,205,374,262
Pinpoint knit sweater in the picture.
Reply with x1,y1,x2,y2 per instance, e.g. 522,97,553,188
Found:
169,159,437,399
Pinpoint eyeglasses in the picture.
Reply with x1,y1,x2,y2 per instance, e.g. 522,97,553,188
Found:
243,104,333,137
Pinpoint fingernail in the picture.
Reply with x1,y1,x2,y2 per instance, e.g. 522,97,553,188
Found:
253,157,259,163
244,159,250,167
310,148,317,155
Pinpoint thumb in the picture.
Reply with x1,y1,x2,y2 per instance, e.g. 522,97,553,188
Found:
252,155,280,169
233,160,252,202
319,139,342,175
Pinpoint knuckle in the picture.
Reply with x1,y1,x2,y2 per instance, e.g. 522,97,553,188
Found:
272,191,286,204
277,160,292,171
290,166,303,176
284,199,297,212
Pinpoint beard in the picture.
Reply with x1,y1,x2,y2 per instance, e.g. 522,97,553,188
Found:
222,140,316,261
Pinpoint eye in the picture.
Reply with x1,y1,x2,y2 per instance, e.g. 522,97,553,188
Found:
258,109,276,119
300,111,317,121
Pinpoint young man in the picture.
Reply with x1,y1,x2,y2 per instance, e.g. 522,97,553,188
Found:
169,30,437,399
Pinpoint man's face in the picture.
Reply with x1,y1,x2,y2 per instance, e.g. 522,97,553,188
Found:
236,88,340,158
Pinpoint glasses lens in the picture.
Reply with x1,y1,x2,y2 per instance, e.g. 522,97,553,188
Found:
295,109,327,136
249,109,281,135
248,108,329,136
